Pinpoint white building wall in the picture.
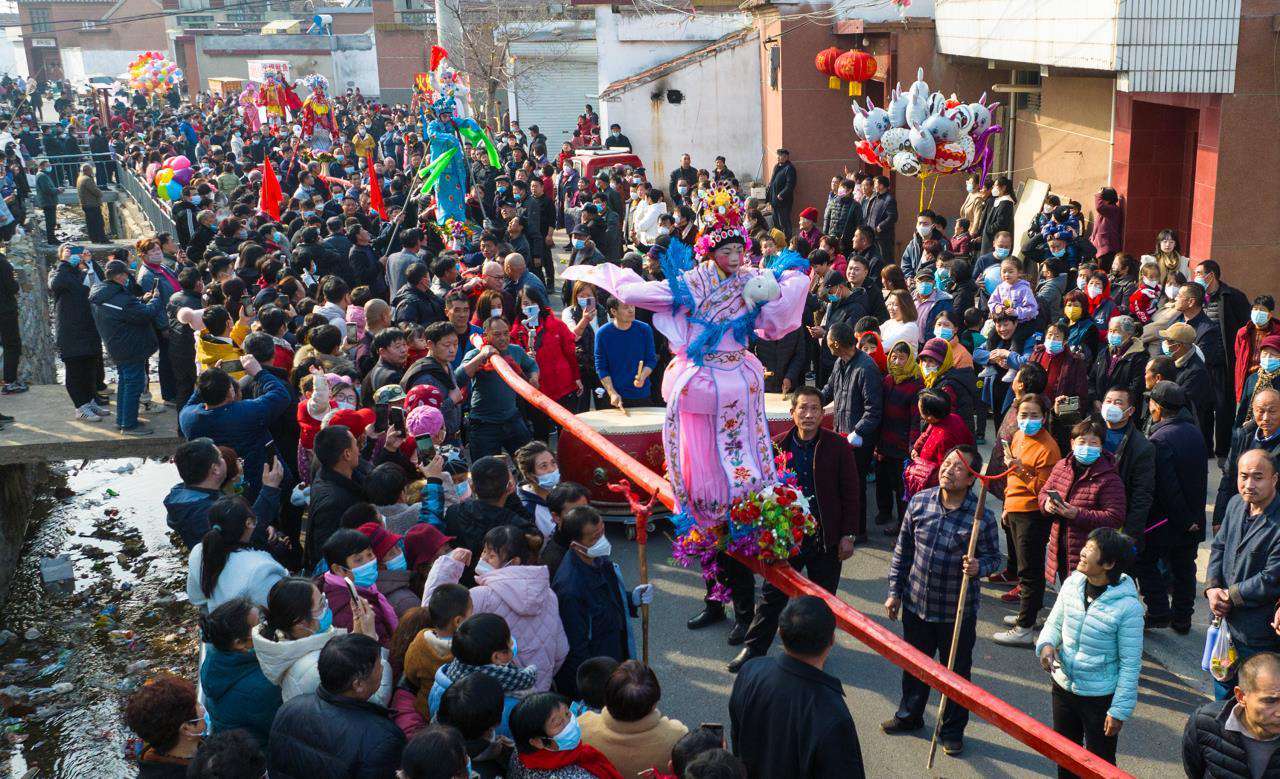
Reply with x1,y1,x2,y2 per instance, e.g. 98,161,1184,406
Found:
602,37,761,186
61,47,149,83
594,7,750,128
934,0,1240,93
0,30,22,79
836,0,934,22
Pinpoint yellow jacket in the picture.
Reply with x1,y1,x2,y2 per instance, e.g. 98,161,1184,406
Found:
196,333,246,380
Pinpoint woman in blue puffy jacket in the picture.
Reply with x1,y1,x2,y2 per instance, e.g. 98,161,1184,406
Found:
1035,527,1143,778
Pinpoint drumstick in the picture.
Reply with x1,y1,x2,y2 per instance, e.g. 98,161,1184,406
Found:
634,360,645,386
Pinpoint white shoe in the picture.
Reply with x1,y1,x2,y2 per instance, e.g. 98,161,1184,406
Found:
991,625,1036,646
75,404,105,422
89,402,110,416
141,400,167,414
1003,614,1045,628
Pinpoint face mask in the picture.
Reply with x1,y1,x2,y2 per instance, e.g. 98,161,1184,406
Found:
513,193,523,202
1101,402,1127,424
577,297,593,309
993,247,1011,259
921,363,937,377
1161,341,1173,356
351,559,379,588
1017,417,1043,436
677,186,688,195
583,536,611,559
303,210,315,218
1051,248,1067,259
509,636,519,660
456,482,469,497
474,559,496,577
384,553,407,572
562,167,571,175
522,304,540,319
917,282,934,297
537,469,561,489
935,269,951,287
1073,443,1102,465
1253,309,1270,327
1142,277,1158,289
657,226,670,236
935,326,954,341
1076,277,1088,290
1164,284,1180,300
1087,284,1103,298
552,713,582,751
1045,339,1064,355
1264,355,1280,373
916,224,932,238
826,293,838,303
316,606,333,633
1107,332,1123,348
1063,305,1082,322
488,306,503,319
572,239,585,249
497,186,508,194
965,181,974,193
191,195,202,205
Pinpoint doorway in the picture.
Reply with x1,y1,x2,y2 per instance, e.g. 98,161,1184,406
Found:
1122,101,1198,254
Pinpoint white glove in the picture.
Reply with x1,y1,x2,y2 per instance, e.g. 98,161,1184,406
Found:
846,432,863,447
632,583,655,606
742,273,781,306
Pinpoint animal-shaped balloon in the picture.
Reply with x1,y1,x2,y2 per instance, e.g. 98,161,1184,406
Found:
968,93,1001,136
921,100,961,144
905,85,931,128
743,271,781,307
878,127,911,156
892,151,921,177
863,100,891,143
887,84,909,129
907,68,930,103
946,97,976,134
906,96,937,160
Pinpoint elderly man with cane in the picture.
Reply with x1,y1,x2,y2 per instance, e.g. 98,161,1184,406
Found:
884,444,1004,758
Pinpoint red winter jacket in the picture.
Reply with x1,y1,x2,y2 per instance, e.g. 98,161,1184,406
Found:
511,313,581,401
1234,319,1280,401
1038,451,1125,583
905,413,974,495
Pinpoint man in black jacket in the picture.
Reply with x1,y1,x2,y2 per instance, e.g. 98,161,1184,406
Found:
1160,322,1216,446
821,178,860,252
863,175,898,261
603,123,632,149
1195,260,1253,459
166,267,203,406
443,455,534,584
821,320,882,541
765,148,796,238
269,633,405,777
668,153,698,206
1182,652,1280,778
392,263,445,326
729,596,864,778
809,272,870,389
1215,387,1280,530
89,259,164,435
306,424,369,570
359,329,408,404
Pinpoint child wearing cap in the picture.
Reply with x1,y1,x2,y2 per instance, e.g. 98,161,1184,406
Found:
356,521,419,617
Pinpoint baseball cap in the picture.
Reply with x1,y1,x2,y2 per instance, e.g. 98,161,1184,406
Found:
1157,322,1196,345
104,259,129,277
822,270,848,289
1149,380,1187,410
373,384,407,405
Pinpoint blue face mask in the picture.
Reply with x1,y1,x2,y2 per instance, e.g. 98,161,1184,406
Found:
552,713,582,751
1107,332,1123,348
572,239,585,250
522,304,540,319
1051,247,1067,259
536,469,561,489
1045,339,1064,355
1017,417,1043,436
509,636,519,660
351,559,379,588
826,293,838,303
384,553,407,572
1161,341,1173,356
917,282,934,297
993,247,1011,259
1073,443,1102,465
935,269,951,287
1263,355,1280,373
1253,309,1270,327
316,606,333,633
191,195,202,205
935,327,954,341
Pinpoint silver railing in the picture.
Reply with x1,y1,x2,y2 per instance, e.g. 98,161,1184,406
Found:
115,155,176,235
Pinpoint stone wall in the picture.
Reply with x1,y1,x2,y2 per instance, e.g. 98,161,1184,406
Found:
9,230,55,385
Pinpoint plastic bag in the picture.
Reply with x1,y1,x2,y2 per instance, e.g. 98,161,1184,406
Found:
1209,618,1238,681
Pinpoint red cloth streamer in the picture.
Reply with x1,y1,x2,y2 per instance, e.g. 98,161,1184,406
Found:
367,153,386,220
258,154,283,221
429,45,449,73
470,334,1134,779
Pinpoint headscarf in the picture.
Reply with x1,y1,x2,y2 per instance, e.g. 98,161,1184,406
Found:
921,340,955,389
859,330,887,373
887,343,921,384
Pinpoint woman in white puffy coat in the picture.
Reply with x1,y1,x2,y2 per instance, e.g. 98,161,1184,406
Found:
252,576,392,705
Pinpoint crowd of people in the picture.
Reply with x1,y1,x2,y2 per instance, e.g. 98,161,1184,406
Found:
0,79,1278,778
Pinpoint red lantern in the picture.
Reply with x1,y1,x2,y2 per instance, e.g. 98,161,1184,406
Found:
834,49,878,96
814,47,843,90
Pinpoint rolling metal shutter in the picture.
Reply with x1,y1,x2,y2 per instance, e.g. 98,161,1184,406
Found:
510,58,597,147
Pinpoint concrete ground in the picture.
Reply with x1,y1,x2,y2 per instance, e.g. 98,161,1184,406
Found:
0,384,180,465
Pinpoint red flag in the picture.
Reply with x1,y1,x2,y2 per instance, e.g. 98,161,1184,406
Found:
258,154,283,221
430,45,448,72
367,153,387,220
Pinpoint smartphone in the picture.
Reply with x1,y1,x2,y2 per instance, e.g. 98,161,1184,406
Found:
416,435,436,462
374,403,390,433
1046,489,1064,504
389,405,407,435
240,295,255,317
264,440,278,467
699,723,725,741
217,358,245,373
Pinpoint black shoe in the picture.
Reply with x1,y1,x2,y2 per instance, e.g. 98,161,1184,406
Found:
687,606,727,630
1171,620,1192,635
95,394,111,406
880,716,924,734
1144,615,1171,631
727,648,763,673
726,622,749,646
942,737,964,756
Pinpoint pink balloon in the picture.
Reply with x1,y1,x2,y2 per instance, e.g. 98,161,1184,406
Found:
172,166,193,185
169,155,191,170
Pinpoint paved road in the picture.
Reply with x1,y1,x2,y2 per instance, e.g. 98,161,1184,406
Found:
604,489,1212,778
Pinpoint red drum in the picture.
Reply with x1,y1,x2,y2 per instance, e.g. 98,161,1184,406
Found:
557,394,800,510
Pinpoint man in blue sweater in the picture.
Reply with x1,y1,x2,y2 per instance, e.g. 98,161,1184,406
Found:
178,354,293,501
594,299,658,410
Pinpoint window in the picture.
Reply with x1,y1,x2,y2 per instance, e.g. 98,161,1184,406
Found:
177,0,209,10
1014,69,1041,113
29,8,50,34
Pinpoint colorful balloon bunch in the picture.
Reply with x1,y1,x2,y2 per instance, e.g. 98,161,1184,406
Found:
128,51,184,95
154,155,192,201
852,68,1002,181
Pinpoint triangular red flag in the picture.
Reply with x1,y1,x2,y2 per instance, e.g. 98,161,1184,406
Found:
367,153,386,221
258,154,283,221
430,45,448,72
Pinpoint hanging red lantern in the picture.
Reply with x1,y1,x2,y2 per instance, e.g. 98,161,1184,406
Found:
814,47,844,91
834,49,878,96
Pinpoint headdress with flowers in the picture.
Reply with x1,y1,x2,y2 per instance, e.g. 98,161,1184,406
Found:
693,185,752,257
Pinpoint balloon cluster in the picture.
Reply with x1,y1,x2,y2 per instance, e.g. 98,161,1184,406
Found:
154,155,192,201
852,68,1002,181
128,51,183,95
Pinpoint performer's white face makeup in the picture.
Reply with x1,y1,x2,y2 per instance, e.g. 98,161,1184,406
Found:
713,243,744,275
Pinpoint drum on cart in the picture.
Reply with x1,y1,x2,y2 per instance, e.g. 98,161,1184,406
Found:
558,394,801,520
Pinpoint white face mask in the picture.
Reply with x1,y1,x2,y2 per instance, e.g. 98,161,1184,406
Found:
582,536,611,558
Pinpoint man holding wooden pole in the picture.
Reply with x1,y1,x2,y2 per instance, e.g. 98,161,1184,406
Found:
884,444,1004,758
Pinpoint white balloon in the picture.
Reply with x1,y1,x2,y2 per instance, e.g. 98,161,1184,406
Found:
864,107,891,144
887,84,909,128
892,151,922,177
908,126,936,160
878,127,911,155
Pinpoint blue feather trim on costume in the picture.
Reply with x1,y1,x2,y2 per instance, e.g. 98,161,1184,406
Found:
660,237,697,313
766,248,810,279
671,511,696,536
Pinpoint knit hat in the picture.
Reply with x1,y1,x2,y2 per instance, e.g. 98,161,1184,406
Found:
799,206,819,223
406,404,444,438
1157,322,1196,345
327,407,376,437
405,384,443,412
919,337,949,364
356,522,402,559
403,523,453,568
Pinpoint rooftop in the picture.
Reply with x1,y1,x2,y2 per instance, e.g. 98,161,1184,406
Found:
599,26,754,99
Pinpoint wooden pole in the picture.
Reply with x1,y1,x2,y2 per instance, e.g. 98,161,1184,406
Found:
636,509,650,665
926,458,994,769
